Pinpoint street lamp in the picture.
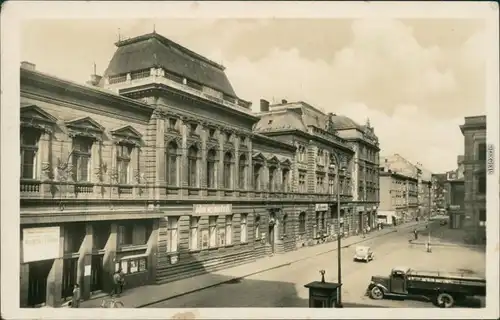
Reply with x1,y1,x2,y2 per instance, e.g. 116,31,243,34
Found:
329,154,344,308
427,182,432,252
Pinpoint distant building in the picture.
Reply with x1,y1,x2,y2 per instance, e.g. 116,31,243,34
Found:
460,115,486,244
443,156,465,229
380,154,432,220
431,173,447,212
379,165,419,223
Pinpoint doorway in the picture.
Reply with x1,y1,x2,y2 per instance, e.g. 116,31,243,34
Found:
90,255,104,293
61,258,78,300
28,259,53,307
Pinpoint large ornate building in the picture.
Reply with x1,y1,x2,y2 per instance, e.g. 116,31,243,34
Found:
460,115,486,244
19,32,381,308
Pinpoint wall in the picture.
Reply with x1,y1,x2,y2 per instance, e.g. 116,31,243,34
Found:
378,175,392,211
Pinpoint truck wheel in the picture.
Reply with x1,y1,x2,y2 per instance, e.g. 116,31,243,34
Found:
436,292,454,308
370,286,384,300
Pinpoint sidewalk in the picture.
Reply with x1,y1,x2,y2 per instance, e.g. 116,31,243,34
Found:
80,221,423,308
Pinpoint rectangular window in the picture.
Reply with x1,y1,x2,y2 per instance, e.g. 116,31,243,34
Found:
117,144,132,184
314,212,320,238
117,222,151,247
478,174,486,194
254,216,261,240
299,213,306,233
20,130,40,179
225,215,233,245
167,217,179,253
479,210,486,222
240,214,248,243
207,159,216,188
269,168,275,191
72,137,93,182
209,216,217,247
253,164,261,190
478,143,486,161
118,225,133,246
282,169,289,192
189,216,199,250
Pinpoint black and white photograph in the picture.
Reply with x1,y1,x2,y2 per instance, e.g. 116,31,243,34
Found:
1,1,498,319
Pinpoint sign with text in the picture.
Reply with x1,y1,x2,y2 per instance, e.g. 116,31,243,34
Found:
23,227,60,263
193,204,232,215
315,204,328,211
356,206,365,212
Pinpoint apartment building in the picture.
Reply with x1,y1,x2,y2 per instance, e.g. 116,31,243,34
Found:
460,115,487,244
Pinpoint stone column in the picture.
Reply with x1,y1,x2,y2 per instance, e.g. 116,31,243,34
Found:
45,225,65,307
103,223,118,293
78,223,93,300
146,219,159,284
155,117,165,200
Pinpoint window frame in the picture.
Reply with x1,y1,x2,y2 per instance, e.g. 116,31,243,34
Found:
20,129,40,180
223,152,233,189
209,216,218,248
254,215,261,240
189,216,200,251
71,136,93,183
298,212,306,234
238,154,247,190
116,143,133,184
225,215,233,246
166,216,179,253
240,214,248,243
206,149,217,188
187,145,199,188
166,141,178,186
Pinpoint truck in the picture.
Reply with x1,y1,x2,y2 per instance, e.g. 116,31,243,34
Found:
366,266,486,308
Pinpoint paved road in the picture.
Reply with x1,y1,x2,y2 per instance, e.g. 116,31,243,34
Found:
146,224,485,308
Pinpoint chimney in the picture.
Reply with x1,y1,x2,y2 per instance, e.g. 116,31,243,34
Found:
260,99,270,112
281,99,288,104
86,74,102,86
21,61,36,71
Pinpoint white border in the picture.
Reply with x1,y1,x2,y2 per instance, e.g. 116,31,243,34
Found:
1,1,499,319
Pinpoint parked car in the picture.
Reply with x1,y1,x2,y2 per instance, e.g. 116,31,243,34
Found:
353,245,374,262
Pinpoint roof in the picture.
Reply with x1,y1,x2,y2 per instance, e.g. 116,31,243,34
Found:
328,114,363,130
254,110,307,132
103,32,237,97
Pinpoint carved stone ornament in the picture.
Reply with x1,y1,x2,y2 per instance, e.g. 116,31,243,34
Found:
186,138,201,150
165,135,182,146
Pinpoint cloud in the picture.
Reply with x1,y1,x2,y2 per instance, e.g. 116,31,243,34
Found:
207,19,487,172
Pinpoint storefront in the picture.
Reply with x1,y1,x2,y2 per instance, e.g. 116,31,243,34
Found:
20,226,62,308
356,205,365,232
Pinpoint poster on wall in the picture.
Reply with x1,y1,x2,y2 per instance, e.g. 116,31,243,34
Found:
121,260,128,273
139,258,146,271
130,260,138,273
23,227,60,263
84,265,91,276
201,230,209,250
170,255,178,265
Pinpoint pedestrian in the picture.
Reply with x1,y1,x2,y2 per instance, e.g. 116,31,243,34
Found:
71,284,81,308
112,268,125,297
413,229,418,240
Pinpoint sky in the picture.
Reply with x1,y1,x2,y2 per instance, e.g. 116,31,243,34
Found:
20,18,488,173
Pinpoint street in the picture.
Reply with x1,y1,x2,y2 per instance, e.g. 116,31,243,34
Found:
146,223,485,308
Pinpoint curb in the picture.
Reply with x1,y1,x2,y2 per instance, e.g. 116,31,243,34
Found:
137,223,419,308
409,241,486,249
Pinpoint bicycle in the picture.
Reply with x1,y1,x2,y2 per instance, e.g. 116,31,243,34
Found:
101,297,125,308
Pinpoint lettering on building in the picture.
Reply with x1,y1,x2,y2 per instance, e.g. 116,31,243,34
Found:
193,204,232,216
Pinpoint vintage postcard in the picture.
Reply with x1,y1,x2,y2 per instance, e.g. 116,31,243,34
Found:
1,1,498,319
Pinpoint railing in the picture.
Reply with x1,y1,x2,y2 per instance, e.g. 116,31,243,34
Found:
106,70,253,115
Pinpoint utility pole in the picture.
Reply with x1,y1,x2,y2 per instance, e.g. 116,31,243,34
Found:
329,152,343,308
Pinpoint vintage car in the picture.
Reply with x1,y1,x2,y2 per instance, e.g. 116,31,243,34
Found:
366,266,486,308
353,245,374,262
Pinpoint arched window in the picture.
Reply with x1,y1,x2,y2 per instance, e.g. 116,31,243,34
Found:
223,152,232,189
254,214,260,240
282,214,288,235
238,154,247,190
298,212,306,233
206,149,217,188
187,145,199,187
166,141,178,186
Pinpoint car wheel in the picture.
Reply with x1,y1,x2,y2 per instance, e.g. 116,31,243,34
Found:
370,286,384,300
436,292,454,308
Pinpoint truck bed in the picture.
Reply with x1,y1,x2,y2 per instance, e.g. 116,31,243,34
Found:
406,271,486,296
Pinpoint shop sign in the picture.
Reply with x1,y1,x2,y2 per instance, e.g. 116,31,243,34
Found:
193,204,232,215
449,205,461,211
356,206,365,212
315,204,329,211
22,226,60,263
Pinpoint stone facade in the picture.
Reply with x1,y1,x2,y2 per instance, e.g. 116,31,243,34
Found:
460,115,487,244
379,168,419,222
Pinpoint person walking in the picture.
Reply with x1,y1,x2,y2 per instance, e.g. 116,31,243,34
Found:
71,284,81,308
413,229,418,240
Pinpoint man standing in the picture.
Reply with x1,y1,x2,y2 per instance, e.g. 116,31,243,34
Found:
71,284,81,308
112,268,125,297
